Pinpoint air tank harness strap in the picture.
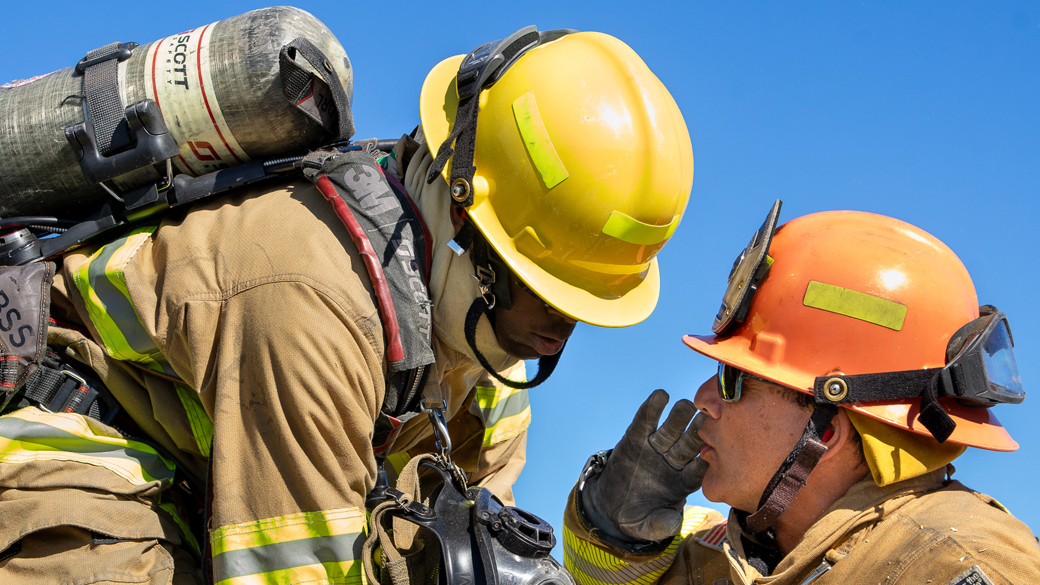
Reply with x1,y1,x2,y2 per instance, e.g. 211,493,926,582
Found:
78,42,139,156
15,354,121,424
279,37,355,142
363,453,441,585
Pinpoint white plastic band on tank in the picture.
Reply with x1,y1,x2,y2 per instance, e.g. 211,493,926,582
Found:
145,25,248,177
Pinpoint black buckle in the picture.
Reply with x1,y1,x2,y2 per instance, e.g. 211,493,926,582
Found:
75,42,138,75
41,368,120,425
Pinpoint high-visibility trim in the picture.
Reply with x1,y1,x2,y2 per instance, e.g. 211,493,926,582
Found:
214,560,363,585
175,383,213,457
601,211,680,246
569,257,652,276
803,280,907,331
386,451,412,475
210,507,366,585
563,507,710,585
0,408,175,485
72,227,175,373
159,497,201,554
512,91,569,189
473,385,531,447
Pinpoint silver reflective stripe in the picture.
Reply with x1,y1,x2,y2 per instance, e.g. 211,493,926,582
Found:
212,532,365,581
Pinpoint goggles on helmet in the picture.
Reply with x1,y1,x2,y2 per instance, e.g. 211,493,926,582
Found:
938,306,1024,406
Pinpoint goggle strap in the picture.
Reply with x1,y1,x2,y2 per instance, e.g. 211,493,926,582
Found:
812,368,956,442
425,94,480,200
743,403,838,536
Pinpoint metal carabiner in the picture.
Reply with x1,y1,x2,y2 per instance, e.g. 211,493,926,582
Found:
421,399,469,488
423,400,453,460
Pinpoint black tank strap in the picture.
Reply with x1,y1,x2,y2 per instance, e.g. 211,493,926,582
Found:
280,37,355,142
78,42,138,156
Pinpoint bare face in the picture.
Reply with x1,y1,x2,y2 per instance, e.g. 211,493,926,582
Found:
491,272,577,360
693,373,813,513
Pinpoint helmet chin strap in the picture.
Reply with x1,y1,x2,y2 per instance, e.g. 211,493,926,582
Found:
451,216,564,390
739,403,839,538
463,295,564,390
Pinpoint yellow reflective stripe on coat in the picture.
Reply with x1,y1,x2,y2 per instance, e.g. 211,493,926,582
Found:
564,507,711,585
473,385,531,447
175,382,214,457
210,507,367,585
71,227,216,455
72,226,175,375
159,497,201,554
0,408,175,486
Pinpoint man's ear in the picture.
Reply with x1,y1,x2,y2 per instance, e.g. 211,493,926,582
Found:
450,205,465,236
819,409,856,462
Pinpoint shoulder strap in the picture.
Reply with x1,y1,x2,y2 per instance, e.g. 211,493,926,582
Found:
303,149,436,422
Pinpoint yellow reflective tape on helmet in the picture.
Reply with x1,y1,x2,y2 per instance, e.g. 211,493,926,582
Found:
512,91,569,189
602,211,681,246
569,258,652,276
0,408,175,486
803,280,907,331
175,383,213,458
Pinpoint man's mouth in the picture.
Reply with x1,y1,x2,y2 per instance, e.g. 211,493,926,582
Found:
530,333,566,355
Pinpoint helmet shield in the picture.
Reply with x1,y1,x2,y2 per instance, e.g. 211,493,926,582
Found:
713,200,782,335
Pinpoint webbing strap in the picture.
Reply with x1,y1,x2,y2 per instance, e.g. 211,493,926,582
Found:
82,43,136,156
462,297,562,390
279,37,355,141
20,363,114,424
813,369,956,442
425,95,480,206
743,403,838,536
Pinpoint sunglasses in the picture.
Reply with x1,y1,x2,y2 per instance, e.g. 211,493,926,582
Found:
716,363,766,403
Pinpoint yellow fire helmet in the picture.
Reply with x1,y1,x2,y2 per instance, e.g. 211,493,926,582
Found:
420,27,693,328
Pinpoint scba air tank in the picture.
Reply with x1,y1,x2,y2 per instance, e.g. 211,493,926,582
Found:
0,6,353,217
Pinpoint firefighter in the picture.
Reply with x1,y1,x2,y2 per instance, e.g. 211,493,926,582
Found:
565,205,1040,585
0,28,693,584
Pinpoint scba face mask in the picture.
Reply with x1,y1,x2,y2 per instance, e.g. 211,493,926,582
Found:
365,455,574,585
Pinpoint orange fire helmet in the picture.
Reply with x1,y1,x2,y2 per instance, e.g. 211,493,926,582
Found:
684,202,1021,452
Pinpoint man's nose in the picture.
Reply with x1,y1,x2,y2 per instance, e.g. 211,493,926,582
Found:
693,375,722,419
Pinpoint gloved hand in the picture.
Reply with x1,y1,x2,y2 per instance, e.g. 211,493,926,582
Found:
581,389,708,543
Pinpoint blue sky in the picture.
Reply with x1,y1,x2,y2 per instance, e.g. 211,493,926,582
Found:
3,0,1037,557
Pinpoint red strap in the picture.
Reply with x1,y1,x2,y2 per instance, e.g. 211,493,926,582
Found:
315,174,405,363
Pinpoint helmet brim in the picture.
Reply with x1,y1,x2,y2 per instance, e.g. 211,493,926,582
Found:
682,333,1019,452
419,55,662,327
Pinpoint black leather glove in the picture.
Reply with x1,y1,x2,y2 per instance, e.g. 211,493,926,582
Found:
581,389,708,543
